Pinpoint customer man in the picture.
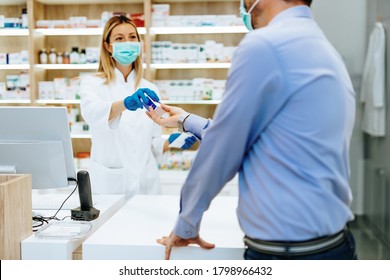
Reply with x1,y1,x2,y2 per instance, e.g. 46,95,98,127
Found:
152,0,357,260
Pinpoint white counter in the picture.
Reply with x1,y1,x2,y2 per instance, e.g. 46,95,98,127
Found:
83,195,245,260
159,170,239,196
22,194,125,260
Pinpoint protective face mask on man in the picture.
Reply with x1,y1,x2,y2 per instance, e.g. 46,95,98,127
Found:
240,0,260,31
111,41,141,66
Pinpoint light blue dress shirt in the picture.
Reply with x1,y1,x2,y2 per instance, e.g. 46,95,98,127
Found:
175,6,356,241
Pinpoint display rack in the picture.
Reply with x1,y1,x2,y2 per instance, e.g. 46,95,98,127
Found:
0,0,244,161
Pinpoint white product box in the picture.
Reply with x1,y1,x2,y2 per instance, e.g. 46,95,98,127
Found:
152,4,170,27
0,53,7,64
151,4,170,17
6,75,19,90
166,15,183,27
68,76,81,99
36,20,52,28
0,82,6,99
0,15,4,28
7,53,21,64
68,16,87,28
20,50,29,64
19,72,29,88
53,77,67,99
86,47,99,63
38,81,55,100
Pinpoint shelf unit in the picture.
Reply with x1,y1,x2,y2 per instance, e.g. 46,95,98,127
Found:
150,26,246,35
0,29,29,36
150,63,232,69
0,0,244,157
0,1,29,105
0,64,30,70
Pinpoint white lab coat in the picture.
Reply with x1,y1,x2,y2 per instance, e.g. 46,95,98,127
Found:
79,68,166,200
360,22,386,137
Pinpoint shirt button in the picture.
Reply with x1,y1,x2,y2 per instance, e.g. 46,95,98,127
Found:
186,231,192,236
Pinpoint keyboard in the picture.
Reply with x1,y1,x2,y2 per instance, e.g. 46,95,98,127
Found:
32,194,81,210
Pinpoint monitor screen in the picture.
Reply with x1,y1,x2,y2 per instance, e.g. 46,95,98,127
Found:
0,106,77,189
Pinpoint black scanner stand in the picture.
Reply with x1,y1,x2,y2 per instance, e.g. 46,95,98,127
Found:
71,170,100,221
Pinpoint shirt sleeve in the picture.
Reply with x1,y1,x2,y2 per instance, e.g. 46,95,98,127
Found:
184,114,211,141
79,75,120,131
173,34,284,238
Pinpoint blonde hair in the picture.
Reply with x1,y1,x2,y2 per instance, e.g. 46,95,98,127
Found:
97,15,143,89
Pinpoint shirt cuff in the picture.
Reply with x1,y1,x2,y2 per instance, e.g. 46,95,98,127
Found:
173,215,199,239
184,114,209,141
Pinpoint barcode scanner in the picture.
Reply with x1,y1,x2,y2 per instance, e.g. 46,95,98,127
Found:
71,170,100,221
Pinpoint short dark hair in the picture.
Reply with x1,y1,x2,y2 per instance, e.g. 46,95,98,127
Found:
284,0,312,6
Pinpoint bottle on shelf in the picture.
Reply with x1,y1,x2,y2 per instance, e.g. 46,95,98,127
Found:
21,8,28,29
79,49,87,64
39,48,48,64
49,48,57,64
63,51,71,64
70,47,80,64
57,52,63,64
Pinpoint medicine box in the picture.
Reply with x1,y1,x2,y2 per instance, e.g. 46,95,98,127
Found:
0,15,4,28
0,53,6,64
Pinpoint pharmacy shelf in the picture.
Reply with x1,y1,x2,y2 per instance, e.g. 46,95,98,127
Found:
36,99,81,104
0,64,30,70
35,27,146,36
154,0,238,2
151,63,231,69
34,0,143,4
0,29,29,36
164,100,221,105
35,63,99,70
0,99,31,104
35,63,148,70
71,133,92,139
150,26,246,35
35,28,102,36
0,0,26,4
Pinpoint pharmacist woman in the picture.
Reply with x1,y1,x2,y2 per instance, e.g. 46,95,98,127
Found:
79,15,196,200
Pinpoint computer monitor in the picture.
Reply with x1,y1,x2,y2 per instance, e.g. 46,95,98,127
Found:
0,106,77,189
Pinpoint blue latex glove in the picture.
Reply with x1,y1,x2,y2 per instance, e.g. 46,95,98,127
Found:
123,88,160,111
168,133,197,150
143,88,159,102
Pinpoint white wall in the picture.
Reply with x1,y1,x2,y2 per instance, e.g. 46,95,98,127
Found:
312,0,368,214
312,0,367,76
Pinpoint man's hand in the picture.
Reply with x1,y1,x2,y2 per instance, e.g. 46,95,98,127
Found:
146,103,186,128
156,231,215,260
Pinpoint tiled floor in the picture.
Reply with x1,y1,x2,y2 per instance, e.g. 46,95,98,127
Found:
349,216,390,260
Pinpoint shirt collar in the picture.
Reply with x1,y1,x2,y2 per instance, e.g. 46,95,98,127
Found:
114,67,135,83
268,5,313,26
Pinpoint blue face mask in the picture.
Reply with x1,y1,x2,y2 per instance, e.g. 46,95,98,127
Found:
111,41,141,66
240,0,260,31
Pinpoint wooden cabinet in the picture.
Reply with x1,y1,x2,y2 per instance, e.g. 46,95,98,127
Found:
0,174,32,260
